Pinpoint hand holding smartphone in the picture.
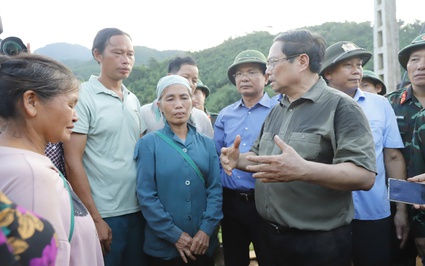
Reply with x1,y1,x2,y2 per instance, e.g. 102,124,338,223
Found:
388,178,425,205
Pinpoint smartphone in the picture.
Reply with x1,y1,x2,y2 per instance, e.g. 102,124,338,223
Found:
388,178,425,205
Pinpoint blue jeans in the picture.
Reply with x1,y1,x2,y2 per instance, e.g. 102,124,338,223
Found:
103,212,146,266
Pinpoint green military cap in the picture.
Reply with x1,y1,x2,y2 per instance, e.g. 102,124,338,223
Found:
227,49,267,85
320,41,372,75
196,79,210,98
398,33,425,70
362,70,387,95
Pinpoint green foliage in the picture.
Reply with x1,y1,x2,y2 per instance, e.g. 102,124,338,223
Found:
307,21,374,70
69,20,424,114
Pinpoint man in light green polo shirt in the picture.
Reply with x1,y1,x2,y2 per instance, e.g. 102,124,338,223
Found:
63,28,147,266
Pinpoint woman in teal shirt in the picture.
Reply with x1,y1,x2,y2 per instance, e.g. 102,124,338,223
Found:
135,75,222,266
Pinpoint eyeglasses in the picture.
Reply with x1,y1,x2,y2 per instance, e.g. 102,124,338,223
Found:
266,54,303,70
232,71,262,80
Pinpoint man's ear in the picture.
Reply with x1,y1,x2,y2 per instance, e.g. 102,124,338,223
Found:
298,53,310,71
376,84,383,94
264,73,269,86
22,90,38,117
323,68,333,81
93,49,102,63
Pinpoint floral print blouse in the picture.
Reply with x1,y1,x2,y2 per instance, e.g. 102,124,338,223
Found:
0,191,58,266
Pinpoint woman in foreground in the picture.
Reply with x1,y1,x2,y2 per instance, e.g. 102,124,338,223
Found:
0,53,103,265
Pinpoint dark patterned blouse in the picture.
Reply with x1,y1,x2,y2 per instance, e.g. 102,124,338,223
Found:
0,192,58,266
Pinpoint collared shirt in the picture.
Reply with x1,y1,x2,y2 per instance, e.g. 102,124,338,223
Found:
409,109,425,177
45,142,66,177
135,123,222,259
213,93,278,191
73,75,145,218
352,89,404,220
386,86,424,170
252,78,376,231
271,93,283,102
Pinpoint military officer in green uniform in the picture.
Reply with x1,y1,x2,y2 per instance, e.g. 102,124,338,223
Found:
386,32,425,265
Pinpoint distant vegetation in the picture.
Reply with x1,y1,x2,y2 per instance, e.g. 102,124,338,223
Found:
35,20,424,113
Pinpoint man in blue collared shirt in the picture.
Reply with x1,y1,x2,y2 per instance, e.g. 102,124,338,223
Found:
213,49,278,266
321,41,408,266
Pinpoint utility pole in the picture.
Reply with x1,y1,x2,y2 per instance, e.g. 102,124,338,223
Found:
373,0,400,93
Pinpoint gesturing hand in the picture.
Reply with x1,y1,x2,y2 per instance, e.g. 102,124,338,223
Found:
220,135,241,175
246,135,307,182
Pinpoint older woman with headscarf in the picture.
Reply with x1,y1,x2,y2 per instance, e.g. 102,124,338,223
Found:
134,75,222,266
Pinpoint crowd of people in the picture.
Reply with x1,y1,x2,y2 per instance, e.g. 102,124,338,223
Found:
1,26,425,266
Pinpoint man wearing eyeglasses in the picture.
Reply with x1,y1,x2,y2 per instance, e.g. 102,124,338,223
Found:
213,49,277,266
321,41,407,266
220,29,377,265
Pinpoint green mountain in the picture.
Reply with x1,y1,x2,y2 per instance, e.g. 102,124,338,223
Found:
36,20,424,113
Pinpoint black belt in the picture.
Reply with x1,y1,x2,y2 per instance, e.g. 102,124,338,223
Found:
223,187,255,202
265,220,348,235
266,221,322,234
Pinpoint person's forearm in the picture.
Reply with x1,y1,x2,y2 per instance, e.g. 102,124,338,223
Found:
65,162,102,221
302,161,375,191
385,149,407,181
385,149,408,212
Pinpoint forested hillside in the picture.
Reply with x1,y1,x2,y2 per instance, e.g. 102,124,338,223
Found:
71,20,424,113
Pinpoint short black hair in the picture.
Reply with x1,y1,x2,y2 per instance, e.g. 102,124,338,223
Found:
91,28,131,61
274,29,326,74
168,56,197,74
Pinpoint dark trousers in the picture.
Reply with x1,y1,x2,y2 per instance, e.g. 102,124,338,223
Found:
351,217,392,266
103,212,147,266
260,219,352,266
389,202,417,266
146,254,213,266
221,188,273,266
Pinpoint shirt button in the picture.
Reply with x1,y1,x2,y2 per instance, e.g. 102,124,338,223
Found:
183,148,187,153
188,216,192,220
301,135,305,139
186,198,190,202
185,180,190,186
289,109,293,112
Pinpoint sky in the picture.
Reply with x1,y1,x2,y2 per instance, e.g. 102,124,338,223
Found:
0,0,423,52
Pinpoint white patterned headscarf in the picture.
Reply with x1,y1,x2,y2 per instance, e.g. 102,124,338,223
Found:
156,75,191,99
152,75,192,121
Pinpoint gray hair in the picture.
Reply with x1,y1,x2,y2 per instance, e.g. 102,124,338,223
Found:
0,53,80,120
